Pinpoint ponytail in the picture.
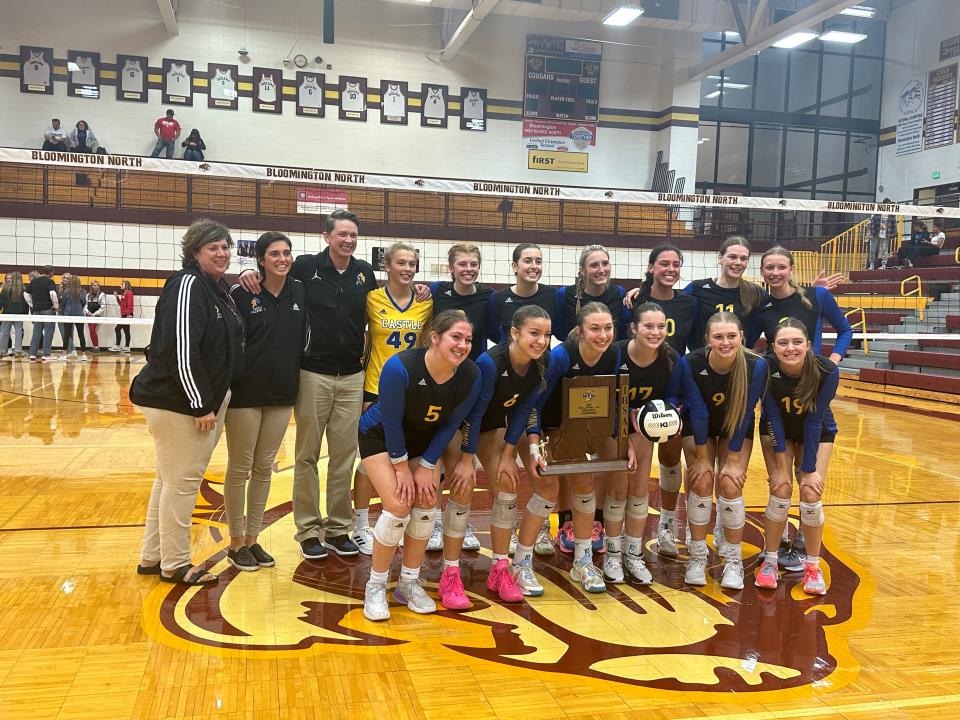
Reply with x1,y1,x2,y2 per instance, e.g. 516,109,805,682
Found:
772,317,822,411
631,301,674,371
511,304,551,391
705,310,760,437
575,244,610,316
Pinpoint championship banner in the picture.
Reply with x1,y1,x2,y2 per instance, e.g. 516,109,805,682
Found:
522,119,596,153
6,148,960,218
895,78,924,156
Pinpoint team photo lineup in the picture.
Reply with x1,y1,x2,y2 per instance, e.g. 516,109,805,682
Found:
125,210,849,621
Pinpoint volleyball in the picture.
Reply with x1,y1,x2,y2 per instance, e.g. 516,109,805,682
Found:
635,399,681,443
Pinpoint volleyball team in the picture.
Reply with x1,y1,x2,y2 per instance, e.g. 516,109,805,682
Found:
131,212,852,622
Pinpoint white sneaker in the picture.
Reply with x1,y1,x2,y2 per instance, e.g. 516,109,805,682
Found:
602,553,625,584
570,560,606,593
508,531,518,556
534,521,554,556
462,524,481,551
108,346,121,352
393,578,437,614
510,563,544,597
713,523,729,555
685,555,708,586
426,520,443,551
657,519,678,557
721,559,744,590
363,580,390,621
79,354,89,362
353,526,374,556
623,553,653,585
66,351,78,359
122,346,131,353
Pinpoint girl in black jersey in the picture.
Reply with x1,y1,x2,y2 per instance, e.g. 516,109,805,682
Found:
441,305,552,605
612,303,683,584
755,318,839,596
430,243,496,361
357,310,481,622
489,243,562,343
557,244,632,341
676,311,768,591
623,244,699,556
527,302,631,594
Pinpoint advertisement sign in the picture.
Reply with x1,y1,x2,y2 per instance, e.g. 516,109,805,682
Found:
296,188,349,214
522,119,596,153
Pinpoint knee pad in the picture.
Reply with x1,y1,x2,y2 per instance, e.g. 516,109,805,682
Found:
372,510,409,547
571,492,596,515
490,492,518,530
799,501,824,527
717,495,745,530
765,495,791,523
442,500,471,538
658,463,682,493
626,495,648,520
686,492,713,526
603,495,626,523
406,506,437,540
525,493,555,520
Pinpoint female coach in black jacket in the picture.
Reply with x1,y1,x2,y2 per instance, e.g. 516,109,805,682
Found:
223,232,307,571
131,218,245,585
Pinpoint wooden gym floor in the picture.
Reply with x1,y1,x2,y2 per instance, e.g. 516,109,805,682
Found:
0,355,958,720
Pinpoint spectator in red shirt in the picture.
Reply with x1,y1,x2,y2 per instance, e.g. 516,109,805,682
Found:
150,109,181,159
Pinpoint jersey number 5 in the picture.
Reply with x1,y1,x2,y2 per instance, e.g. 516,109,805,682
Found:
424,405,442,422
387,331,417,349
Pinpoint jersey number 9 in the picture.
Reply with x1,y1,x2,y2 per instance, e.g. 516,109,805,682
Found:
503,393,519,408
387,331,417,349
712,392,725,406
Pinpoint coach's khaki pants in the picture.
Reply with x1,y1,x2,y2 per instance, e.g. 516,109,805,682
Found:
293,369,364,542
224,405,293,538
139,393,230,572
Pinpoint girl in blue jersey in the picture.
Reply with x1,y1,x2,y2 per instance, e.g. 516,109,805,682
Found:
526,302,632,594
557,244,633,341
677,311,768,591
756,318,839,596
440,305,553,606
357,310,481,622
610,302,683,585
748,246,852,365
489,243,562,343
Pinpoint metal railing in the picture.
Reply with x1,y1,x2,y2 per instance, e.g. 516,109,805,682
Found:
844,307,869,355
900,275,925,321
819,216,906,278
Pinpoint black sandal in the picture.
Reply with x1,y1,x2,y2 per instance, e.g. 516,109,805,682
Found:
136,563,161,575
159,564,218,585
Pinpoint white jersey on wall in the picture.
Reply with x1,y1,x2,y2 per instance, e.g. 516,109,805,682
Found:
211,69,236,101
382,83,405,117
121,59,143,92
463,90,484,119
341,82,365,112
424,87,445,119
166,63,191,96
258,74,277,103
71,56,96,85
23,51,50,86
298,76,323,108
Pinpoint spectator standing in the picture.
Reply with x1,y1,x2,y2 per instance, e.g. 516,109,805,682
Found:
59,274,88,361
42,119,68,151
0,272,29,358
182,129,206,161
151,110,181,159
84,280,106,351
110,281,134,352
69,121,98,153
24,265,59,362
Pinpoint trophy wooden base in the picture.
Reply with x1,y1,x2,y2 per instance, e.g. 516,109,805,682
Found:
539,459,631,476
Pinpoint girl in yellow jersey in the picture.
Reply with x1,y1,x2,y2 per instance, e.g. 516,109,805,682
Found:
353,243,433,553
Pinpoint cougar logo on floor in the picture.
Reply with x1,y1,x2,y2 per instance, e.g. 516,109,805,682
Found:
148,479,867,694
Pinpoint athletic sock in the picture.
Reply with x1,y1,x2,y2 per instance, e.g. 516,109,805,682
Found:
492,553,508,563
354,508,369,531
515,544,534,566
443,558,459,569
660,508,675,524
369,568,389,585
400,565,420,583
806,555,820,567
574,539,592,564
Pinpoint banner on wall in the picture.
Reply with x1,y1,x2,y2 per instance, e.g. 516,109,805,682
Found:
940,35,960,62
895,77,925,156
924,63,957,150
296,188,349,214
522,119,596,152
8,148,960,218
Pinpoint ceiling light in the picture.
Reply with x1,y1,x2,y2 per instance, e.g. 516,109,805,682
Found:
840,5,876,18
718,81,751,89
704,90,722,99
820,30,868,43
707,75,722,80
602,6,645,26
724,31,741,41
772,31,819,48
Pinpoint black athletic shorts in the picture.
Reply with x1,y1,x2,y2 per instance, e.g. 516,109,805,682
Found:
681,416,757,443
358,425,431,461
758,418,836,445
363,390,378,404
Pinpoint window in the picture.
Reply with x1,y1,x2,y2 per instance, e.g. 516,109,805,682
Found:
820,54,851,117
751,126,784,190
696,122,718,183
788,50,820,113
755,49,787,112
716,123,749,185
784,127,815,188
851,57,882,119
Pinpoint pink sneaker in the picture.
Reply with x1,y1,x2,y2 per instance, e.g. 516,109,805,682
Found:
555,521,575,554
801,563,827,595
438,566,473,610
486,559,523,603
754,561,779,589
592,521,606,555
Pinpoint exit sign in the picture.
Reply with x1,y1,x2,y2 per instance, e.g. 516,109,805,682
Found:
933,170,942,179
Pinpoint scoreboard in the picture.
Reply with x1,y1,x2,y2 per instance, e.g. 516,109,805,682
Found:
524,35,602,123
